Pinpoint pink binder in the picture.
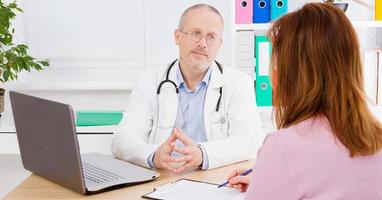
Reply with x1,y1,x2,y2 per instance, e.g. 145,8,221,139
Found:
236,0,253,24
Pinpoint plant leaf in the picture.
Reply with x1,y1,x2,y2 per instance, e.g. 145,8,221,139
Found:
0,0,49,82
39,60,50,66
3,69,10,82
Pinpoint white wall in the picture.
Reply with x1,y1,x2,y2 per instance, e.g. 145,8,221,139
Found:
3,0,232,90
1,0,234,111
0,0,378,111
144,0,232,68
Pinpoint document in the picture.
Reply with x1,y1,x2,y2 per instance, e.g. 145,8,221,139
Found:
236,31,255,72
142,179,245,200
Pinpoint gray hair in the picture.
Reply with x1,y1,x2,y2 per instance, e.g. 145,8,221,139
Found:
178,4,224,30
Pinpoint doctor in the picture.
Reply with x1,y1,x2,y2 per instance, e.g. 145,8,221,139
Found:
112,4,263,173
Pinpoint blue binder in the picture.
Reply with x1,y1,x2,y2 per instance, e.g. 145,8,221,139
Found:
253,0,270,23
255,35,272,106
271,0,288,21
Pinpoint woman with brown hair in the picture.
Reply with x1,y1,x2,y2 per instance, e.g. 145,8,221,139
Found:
226,2,382,199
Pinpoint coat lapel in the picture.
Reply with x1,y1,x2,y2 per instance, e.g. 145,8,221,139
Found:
204,62,224,140
155,61,179,140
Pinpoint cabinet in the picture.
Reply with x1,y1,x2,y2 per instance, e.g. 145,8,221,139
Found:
0,133,115,154
0,111,116,154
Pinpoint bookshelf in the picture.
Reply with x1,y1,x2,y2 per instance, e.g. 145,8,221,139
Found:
231,1,382,122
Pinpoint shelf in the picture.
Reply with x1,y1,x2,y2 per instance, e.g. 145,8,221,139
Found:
257,106,273,112
0,111,119,133
234,20,382,31
0,81,135,91
235,23,271,31
351,20,382,28
76,125,118,133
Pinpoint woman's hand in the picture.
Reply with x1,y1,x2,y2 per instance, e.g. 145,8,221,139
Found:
227,168,253,192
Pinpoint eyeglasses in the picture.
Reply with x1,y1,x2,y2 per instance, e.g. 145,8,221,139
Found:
178,29,221,46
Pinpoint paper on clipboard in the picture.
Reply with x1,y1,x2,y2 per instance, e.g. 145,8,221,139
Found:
142,179,245,200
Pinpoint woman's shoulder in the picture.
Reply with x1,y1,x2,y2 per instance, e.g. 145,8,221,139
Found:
263,116,333,149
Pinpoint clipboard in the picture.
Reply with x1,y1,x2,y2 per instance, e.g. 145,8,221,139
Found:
142,178,245,200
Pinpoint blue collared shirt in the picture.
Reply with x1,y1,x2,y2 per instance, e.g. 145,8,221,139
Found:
148,64,211,169
174,64,211,169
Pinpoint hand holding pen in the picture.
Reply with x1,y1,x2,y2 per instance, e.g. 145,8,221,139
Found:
218,168,253,192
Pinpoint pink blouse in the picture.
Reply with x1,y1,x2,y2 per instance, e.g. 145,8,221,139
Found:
246,116,382,200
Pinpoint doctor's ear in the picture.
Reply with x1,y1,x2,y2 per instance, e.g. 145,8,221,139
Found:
218,38,223,48
174,30,181,46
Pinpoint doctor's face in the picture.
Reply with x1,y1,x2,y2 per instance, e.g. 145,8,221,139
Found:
174,8,223,71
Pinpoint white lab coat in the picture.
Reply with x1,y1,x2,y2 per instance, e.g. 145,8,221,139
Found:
112,61,264,169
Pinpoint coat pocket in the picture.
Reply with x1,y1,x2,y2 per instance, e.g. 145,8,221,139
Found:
210,121,228,140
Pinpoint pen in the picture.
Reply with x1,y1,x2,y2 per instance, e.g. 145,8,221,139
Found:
217,168,253,188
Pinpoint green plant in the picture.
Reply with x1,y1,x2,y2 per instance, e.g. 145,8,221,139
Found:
0,0,49,83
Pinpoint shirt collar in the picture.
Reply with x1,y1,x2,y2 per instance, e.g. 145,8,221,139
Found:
176,63,212,89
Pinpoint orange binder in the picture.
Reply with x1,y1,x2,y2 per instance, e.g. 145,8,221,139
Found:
376,0,382,20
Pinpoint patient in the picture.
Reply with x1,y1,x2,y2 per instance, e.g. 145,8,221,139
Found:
226,3,382,199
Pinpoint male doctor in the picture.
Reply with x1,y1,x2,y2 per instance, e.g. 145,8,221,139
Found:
112,4,263,173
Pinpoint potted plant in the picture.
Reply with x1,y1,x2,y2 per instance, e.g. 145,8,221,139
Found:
0,0,49,114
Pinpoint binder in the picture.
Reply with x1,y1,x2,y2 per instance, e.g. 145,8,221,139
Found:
376,0,382,20
271,0,288,21
255,35,272,106
236,0,253,24
253,0,270,23
76,111,123,126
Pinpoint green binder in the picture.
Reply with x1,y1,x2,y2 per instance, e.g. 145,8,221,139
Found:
75,111,123,126
255,35,273,106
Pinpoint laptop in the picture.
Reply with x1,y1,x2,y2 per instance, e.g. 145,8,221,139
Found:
9,91,159,194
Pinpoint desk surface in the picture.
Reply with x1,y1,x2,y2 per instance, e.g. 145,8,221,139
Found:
4,161,254,200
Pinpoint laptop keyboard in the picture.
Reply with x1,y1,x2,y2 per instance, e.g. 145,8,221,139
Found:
82,162,124,184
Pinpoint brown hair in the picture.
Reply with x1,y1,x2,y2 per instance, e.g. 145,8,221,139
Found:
268,3,382,156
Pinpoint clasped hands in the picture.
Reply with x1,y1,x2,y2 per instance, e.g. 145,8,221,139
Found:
153,128,203,173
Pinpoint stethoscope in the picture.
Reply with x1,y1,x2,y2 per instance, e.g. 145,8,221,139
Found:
156,59,223,112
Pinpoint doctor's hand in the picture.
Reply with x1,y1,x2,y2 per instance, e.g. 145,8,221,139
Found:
153,133,178,173
171,128,203,174
226,168,253,193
